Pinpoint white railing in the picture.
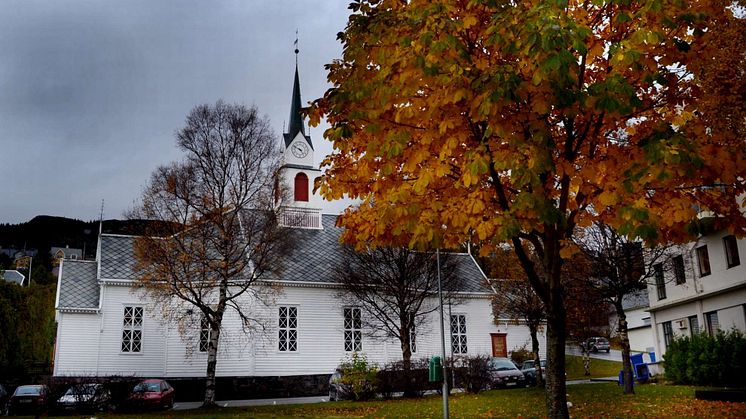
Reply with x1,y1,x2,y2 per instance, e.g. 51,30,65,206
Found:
279,206,323,229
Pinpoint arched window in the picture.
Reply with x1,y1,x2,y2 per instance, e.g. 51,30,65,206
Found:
294,172,309,202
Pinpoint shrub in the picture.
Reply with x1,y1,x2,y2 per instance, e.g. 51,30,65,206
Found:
377,358,435,398
335,352,379,401
664,329,746,387
509,345,532,366
452,355,493,394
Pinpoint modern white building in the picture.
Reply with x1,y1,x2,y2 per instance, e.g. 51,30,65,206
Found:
647,229,746,358
52,59,545,392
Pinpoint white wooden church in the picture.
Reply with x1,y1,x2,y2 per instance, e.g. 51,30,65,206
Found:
52,58,545,385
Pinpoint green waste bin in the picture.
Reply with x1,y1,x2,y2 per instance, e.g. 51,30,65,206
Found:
429,356,443,382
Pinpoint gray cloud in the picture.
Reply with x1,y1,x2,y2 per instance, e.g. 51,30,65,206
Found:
0,0,351,222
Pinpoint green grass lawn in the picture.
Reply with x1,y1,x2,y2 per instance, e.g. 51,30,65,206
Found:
565,354,623,380
104,383,746,418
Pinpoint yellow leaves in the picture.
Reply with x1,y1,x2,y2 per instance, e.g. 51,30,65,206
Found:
597,191,618,208
559,240,579,259
453,88,470,103
439,117,457,134
462,14,478,29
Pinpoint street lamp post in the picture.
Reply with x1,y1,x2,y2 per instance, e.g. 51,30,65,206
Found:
437,249,449,418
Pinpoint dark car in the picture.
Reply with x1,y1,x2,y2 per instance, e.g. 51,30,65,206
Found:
582,337,611,353
56,383,112,413
487,358,526,388
7,384,49,416
328,368,351,401
126,379,175,410
521,359,547,386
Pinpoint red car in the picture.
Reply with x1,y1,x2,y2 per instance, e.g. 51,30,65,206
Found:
126,379,175,410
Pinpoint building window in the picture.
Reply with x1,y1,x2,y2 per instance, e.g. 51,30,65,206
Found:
121,306,143,353
724,235,740,268
672,255,686,285
654,263,666,300
662,321,674,348
343,308,362,352
278,306,298,352
450,314,468,354
696,246,711,277
705,311,719,336
688,315,699,336
294,173,309,202
199,317,211,352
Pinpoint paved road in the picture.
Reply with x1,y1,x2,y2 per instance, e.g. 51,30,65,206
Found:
566,345,623,362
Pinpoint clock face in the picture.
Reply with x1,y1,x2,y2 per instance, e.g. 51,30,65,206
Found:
291,141,309,158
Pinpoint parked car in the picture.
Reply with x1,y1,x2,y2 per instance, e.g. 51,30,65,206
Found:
126,379,175,410
7,384,49,416
487,358,526,388
521,359,547,386
328,368,351,401
56,383,112,413
582,337,611,353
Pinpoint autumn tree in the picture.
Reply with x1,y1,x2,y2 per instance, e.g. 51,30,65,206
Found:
310,1,746,416
333,246,460,392
131,102,293,407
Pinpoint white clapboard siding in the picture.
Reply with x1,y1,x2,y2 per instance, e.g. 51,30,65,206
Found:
54,313,102,376
55,282,546,378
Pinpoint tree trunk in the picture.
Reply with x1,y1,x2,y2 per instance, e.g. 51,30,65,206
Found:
400,324,415,397
529,323,544,387
545,305,569,418
202,318,222,407
616,304,634,394
583,346,591,376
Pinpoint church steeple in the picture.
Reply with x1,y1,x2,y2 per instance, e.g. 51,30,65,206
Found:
283,35,313,150
287,63,305,140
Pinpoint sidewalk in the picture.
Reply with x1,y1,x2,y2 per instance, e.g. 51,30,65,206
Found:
173,395,328,411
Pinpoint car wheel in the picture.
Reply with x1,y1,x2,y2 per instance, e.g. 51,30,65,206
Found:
592,346,598,353
606,349,610,353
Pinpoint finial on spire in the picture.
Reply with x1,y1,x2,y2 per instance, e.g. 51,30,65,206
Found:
294,30,299,63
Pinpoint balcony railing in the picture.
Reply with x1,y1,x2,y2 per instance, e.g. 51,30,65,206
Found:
278,206,322,229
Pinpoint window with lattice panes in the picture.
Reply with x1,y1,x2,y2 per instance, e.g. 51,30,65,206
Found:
344,307,362,352
121,306,143,353
199,316,211,352
278,306,298,352
450,314,468,354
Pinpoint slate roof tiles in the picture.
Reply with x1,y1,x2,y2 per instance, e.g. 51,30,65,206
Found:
57,260,99,309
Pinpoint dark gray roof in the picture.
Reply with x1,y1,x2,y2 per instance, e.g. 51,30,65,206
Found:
622,289,649,310
2,270,26,286
58,260,99,309
283,64,313,150
272,214,490,293
77,214,489,294
99,235,138,280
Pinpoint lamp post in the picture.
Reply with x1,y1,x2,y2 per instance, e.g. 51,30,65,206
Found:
437,249,449,418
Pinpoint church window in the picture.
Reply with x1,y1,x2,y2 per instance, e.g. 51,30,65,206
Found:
278,306,298,352
294,173,309,202
121,306,143,353
344,307,362,352
199,316,211,352
450,314,468,354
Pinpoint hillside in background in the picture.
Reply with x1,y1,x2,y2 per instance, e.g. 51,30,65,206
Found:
0,215,156,260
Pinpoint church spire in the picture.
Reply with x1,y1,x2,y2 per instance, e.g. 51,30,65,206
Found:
286,32,305,142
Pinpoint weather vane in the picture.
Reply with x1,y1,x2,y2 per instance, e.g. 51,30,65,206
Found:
294,29,299,64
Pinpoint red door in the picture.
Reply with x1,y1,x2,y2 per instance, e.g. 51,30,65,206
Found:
491,333,507,357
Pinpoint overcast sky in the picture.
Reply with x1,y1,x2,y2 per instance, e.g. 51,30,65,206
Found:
0,0,352,223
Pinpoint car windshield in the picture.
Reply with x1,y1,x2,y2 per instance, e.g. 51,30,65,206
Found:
133,382,160,392
64,385,98,396
490,359,517,371
15,386,42,396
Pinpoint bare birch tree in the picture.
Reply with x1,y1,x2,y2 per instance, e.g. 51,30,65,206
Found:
574,222,673,395
333,247,460,378
130,101,293,407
